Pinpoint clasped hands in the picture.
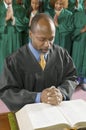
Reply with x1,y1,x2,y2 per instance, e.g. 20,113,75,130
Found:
41,86,63,105
6,4,14,21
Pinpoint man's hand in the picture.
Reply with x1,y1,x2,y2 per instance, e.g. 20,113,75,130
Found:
40,86,63,105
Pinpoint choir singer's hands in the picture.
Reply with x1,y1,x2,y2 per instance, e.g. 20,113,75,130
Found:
41,86,63,105
6,4,14,21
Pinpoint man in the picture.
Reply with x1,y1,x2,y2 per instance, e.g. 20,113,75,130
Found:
0,13,77,111
0,0,29,74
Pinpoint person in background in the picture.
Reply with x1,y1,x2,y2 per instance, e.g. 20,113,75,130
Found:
67,0,84,13
45,0,74,55
43,0,50,11
74,0,84,12
16,0,24,6
72,0,86,90
23,0,31,10
16,0,31,9
0,13,77,111
67,0,76,13
0,0,29,74
26,0,44,27
26,0,44,42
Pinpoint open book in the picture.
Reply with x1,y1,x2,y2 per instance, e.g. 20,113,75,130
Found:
0,99,86,130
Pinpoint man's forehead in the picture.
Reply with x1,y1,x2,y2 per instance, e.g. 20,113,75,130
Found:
34,25,55,37
34,20,55,32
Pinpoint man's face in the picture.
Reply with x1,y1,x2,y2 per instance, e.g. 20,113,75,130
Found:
4,0,12,4
29,20,55,53
31,0,39,10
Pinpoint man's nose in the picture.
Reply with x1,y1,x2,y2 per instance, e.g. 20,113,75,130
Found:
44,40,51,47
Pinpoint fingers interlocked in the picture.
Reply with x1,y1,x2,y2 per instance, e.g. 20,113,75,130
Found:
41,86,63,105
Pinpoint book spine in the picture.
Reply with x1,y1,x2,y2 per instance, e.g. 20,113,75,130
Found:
8,113,19,130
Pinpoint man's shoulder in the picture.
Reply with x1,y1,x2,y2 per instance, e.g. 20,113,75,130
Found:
52,44,66,54
6,45,28,61
52,44,70,58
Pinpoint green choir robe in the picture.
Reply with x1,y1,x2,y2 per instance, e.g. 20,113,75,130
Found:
43,0,50,11
72,9,86,77
68,0,84,13
67,0,76,13
0,2,29,74
82,47,86,77
0,44,77,111
45,8,74,54
22,0,31,9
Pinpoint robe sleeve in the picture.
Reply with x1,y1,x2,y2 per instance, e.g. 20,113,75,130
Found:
57,11,74,33
57,50,77,100
72,11,85,40
0,8,7,33
72,28,81,40
0,57,37,111
13,5,29,32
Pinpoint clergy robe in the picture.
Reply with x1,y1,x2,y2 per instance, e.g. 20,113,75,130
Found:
45,8,74,55
0,2,29,74
72,9,86,77
0,44,77,111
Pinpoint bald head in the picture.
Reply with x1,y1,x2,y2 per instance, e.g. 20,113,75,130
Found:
29,13,55,53
30,13,55,34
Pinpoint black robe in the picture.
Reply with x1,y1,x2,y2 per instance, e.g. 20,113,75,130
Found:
0,44,77,111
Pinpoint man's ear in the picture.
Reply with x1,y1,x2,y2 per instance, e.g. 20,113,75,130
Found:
29,30,32,39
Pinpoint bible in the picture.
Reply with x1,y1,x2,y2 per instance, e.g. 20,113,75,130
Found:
0,99,86,130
